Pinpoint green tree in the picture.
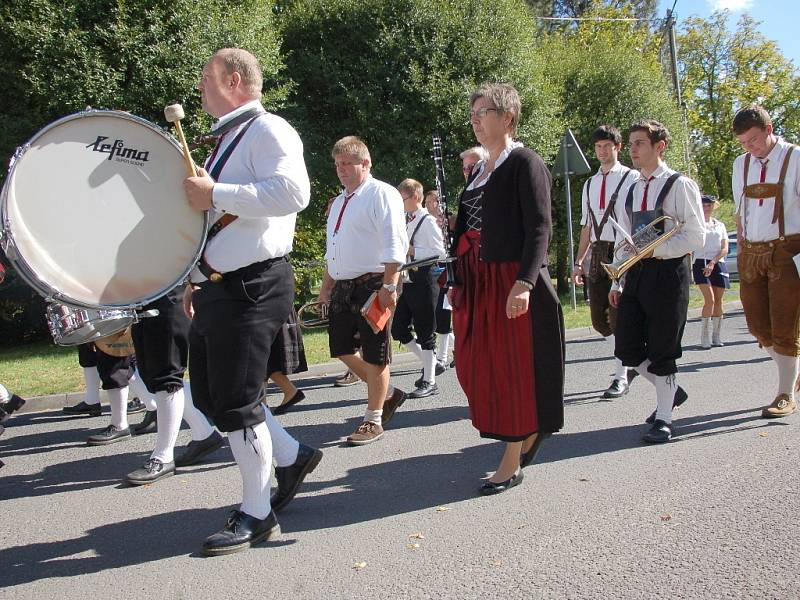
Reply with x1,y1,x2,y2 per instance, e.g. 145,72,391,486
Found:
678,11,800,203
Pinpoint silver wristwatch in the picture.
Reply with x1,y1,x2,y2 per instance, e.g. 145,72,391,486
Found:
382,283,397,293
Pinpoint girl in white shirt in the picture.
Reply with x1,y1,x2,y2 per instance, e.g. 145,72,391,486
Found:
692,196,730,348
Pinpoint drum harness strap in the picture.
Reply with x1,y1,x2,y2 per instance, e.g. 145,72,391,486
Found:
195,114,264,283
624,171,682,229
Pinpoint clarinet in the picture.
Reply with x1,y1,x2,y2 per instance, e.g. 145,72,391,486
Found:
432,134,460,287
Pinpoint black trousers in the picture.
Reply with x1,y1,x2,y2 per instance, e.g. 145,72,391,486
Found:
77,343,133,390
189,258,293,432
131,285,190,394
391,266,438,350
435,287,451,334
615,256,690,377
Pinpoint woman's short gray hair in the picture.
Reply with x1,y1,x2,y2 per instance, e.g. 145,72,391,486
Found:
470,83,521,136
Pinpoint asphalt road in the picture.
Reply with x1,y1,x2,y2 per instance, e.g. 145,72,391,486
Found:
0,310,795,599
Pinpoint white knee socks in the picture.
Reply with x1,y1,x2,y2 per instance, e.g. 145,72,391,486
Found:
83,367,102,406
182,381,215,441
128,369,157,411
767,348,799,399
150,389,184,464
405,339,424,362
436,333,451,364
606,335,627,381
262,405,299,468
654,375,678,424
228,422,272,520
107,387,129,429
422,349,437,384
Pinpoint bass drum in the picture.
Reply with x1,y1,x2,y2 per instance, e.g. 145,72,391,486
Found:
46,302,134,346
0,110,207,309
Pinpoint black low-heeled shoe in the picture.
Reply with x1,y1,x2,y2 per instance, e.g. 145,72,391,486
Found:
645,386,688,424
271,389,306,416
520,432,552,468
479,470,524,496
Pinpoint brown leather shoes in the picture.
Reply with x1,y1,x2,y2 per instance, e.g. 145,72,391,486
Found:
381,388,407,425
347,421,384,445
762,394,797,418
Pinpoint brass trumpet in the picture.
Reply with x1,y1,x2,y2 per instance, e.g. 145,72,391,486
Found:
298,301,329,329
602,215,680,282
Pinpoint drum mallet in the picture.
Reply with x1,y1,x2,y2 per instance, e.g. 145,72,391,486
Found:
164,103,198,177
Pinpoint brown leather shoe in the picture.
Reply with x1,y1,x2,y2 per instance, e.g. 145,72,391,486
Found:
762,394,797,419
347,421,384,445
381,388,407,425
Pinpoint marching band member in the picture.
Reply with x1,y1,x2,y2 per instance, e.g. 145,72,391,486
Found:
573,125,640,398
732,105,800,418
451,83,564,494
392,179,445,398
318,136,409,446
424,190,454,370
609,120,705,443
183,48,322,556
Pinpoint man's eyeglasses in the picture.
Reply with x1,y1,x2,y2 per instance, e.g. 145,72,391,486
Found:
469,107,499,119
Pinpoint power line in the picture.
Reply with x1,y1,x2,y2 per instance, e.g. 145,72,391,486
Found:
535,16,653,22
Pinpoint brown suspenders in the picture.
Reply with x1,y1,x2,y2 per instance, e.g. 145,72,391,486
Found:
742,146,796,239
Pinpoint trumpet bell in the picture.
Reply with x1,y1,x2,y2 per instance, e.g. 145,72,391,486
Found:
601,215,680,282
298,301,329,329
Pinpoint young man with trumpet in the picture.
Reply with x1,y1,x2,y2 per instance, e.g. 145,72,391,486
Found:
609,120,704,443
573,125,640,399
319,136,409,446
182,48,322,556
732,105,800,419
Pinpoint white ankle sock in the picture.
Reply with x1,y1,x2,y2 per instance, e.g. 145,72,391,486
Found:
422,349,437,384
107,387,129,429
228,423,272,519
405,339,424,362
83,367,102,406
613,358,628,382
654,375,677,423
436,333,451,363
365,409,383,425
182,381,215,441
150,389,184,463
262,405,299,467
773,352,799,399
128,369,157,411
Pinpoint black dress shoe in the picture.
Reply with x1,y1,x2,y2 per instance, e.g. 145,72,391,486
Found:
435,361,446,376
271,389,306,416
131,410,157,435
642,419,673,444
271,444,323,512
381,387,407,425
479,470,524,496
126,458,176,485
2,394,26,415
645,386,689,424
602,379,629,399
63,401,102,417
175,431,224,467
627,369,639,385
520,432,552,468
87,424,131,445
127,398,146,414
409,381,439,399
202,510,280,556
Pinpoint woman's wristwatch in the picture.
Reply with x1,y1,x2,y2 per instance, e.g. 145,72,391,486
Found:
382,283,397,293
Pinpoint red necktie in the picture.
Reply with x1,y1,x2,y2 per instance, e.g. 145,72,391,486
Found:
758,159,768,207
599,172,608,210
640,176,654,212
333,192,355,235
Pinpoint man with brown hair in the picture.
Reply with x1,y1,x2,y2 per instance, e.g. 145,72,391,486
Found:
609,120,704,443
319,136,409,445
732,104,800,418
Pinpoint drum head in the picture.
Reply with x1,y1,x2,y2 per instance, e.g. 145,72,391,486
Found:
2,111,206,308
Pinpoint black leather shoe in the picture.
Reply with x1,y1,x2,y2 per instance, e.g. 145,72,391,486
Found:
409,381,439,399
415,371,424,388
126,458,175,485
131,410,157,435
175,431,224,467
202,510,280,556
381,388,407,425
520,431,552,468
479,470,524,496
63,401,102,417
2,394,26,415
627,369,639,385
87,424,131,445
271,389,306,416
602,379,629,399
271,444,323,512
435,361,446,376
642,419,673,444
127,398,146,414
645,386,688,424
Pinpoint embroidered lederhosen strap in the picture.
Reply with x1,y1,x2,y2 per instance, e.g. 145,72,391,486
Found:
625,171,682,226
742,146,796,240
587,169,633,242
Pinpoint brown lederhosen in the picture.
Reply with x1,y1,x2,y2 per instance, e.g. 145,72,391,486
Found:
739,146,800,356
584,170,631,337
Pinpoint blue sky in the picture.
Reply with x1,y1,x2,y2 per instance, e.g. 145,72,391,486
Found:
658,0,800,69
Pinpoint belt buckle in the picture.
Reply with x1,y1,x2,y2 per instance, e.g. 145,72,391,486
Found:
209,272,224,283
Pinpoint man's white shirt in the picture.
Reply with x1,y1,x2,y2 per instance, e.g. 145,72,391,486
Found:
580,162,640,242
406,207,445,263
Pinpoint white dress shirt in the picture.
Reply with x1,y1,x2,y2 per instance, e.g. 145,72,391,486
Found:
406,207,445,263
696,218,728,261
580,162,640,242
732,137,800,241
613,162,705,260
325,175,408,280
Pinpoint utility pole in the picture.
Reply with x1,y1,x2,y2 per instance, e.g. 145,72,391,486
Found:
666,8,692,172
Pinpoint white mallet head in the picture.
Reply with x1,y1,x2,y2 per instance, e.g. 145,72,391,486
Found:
164,103,185,123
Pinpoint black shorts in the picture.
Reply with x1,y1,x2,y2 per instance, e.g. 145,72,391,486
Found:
692,258,730,289
77,343,134,390
329,274,391,366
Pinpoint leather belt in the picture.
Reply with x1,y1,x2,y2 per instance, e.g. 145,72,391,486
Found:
196,256,287,284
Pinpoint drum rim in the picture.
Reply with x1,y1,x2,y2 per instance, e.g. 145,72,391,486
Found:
46,302,136,346
0,109,209,309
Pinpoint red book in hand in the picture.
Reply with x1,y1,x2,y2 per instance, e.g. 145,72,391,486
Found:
360,291,392,334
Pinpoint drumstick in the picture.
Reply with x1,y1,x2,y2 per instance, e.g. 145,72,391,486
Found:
164,104,198,177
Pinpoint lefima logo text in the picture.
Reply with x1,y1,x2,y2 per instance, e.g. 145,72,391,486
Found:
85,136,150,163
